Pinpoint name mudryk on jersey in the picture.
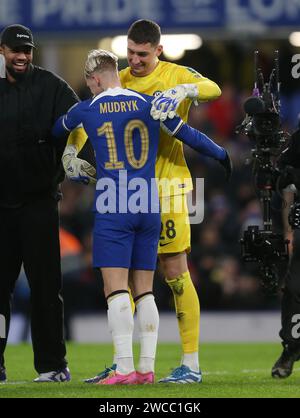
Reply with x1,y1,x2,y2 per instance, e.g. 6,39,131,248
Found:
99,99,139,114
95,170,204,223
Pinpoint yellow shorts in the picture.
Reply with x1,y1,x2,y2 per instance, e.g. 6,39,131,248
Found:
158,194,191,254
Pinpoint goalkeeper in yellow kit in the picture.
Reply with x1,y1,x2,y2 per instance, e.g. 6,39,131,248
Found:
80,20,223,384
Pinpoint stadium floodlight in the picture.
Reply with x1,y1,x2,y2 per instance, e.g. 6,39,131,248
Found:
111,36,128,59
162,34,202,60
289,32,300,47
162,47,185,60
106,34,202,60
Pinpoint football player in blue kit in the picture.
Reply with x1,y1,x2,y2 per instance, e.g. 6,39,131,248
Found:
52,49,231,385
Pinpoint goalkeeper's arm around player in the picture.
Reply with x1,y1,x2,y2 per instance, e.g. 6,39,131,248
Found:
59,115,232,183
54,87,231,184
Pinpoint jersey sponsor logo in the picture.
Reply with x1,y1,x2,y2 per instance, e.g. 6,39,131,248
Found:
99,100,139,114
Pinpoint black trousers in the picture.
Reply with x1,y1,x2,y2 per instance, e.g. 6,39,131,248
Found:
0,195,67,373
280,231,300,348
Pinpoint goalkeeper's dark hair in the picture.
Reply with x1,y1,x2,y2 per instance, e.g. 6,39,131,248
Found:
127,19,161,46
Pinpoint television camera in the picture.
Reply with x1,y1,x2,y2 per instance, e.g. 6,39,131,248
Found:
237,50,292,293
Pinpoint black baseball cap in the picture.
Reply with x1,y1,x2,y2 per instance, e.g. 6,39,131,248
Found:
0,24,35,48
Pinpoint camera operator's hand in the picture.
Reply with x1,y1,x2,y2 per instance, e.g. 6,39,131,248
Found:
218,150,232,181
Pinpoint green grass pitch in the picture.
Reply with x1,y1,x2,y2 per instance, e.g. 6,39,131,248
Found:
0,342,299,398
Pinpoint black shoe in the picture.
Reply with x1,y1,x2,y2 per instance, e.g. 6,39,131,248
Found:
0,366,6,382
271,343,300,378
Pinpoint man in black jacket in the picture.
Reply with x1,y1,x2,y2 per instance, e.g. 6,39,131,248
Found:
0,24,80,382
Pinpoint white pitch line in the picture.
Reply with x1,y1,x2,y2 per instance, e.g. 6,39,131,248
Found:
0,381,28,385
203,367,300,376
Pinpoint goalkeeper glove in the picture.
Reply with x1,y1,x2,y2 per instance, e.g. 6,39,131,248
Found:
62,145,96,185
151,84,199,121
218,150,233,181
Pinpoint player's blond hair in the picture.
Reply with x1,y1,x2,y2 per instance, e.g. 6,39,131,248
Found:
84,49,118,78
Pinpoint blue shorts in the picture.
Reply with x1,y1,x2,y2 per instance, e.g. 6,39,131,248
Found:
93,212,160,270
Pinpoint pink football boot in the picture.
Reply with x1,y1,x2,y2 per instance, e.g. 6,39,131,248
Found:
97,370,137,385
136,371,155,384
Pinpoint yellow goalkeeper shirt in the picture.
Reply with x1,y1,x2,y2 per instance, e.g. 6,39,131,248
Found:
119,60,221,196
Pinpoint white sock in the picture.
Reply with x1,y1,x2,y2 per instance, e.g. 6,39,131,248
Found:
107,307,117,366
107,293,135,374
181,352,199,372
136,294,159,373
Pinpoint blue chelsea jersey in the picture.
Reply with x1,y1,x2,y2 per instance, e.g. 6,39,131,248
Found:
53,87,226,212
56,87,183,212
65,88,165,185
